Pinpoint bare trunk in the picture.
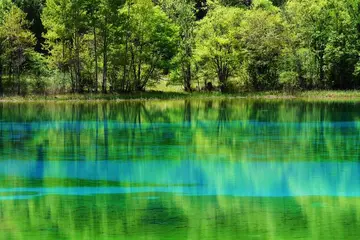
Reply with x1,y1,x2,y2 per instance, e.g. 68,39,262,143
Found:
94,23,98,93
131,51,137,91
102,17,108,94
70,66,75,93
17,73,21,95
214,58,229,93
73,33,78,92
137,63,141,90
9,44,13,93
122,4,131,92
17,51,21,95
62,40,66,92
75,32,81,93
218,67,229,93
184,62,191,92
183,42,192,91
9,61,13,93
319,53,325,87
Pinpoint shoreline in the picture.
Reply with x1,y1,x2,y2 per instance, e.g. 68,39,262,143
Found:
1,91,360,102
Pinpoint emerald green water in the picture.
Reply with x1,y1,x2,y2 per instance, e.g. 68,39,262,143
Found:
1,99,360,239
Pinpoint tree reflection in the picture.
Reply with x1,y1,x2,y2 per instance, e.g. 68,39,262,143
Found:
0,100,360,238
217,100,231,136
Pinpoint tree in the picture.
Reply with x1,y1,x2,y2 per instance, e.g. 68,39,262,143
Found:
0,0,13,96
118,0,178,91
42,0,75,91
285,0,360,89
0,4,36,95
195,6,244,92
97,0,126,93
43,0,91,93
2,0,359,95
160,0,196,92
84,0,100,93
237,0,285,90
14,0,45,53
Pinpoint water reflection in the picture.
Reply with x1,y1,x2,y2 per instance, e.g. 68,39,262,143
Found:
0,99,360,239
0,160,359,197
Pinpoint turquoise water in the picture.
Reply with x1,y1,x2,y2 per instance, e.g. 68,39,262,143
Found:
0,100,360,239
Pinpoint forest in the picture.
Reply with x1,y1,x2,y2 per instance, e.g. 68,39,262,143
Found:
0,0,360,95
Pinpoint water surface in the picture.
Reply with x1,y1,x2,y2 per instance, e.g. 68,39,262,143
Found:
1,99,360,239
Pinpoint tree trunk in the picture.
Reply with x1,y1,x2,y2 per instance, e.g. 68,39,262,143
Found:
183,42,192,91
122,42,128,91
219,75,227,93
129,47,136,91
136,46,142,91
184,62,192,92
17,51,21,95
218,67,229,93
93,23,98,93
62,40,66,91
73,33,78,92
17,72,21,95
102,17,108,94
70,66,75,93
75,32,81,93
122,3,131,92
319,53,325,88
295,53,304,88
9,46,13,93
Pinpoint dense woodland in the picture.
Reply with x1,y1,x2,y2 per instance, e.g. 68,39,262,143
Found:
0,0,360,95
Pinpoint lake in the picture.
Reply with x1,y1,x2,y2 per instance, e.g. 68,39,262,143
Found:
0,99,360,240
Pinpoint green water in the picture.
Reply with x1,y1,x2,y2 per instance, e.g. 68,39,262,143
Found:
1,99,360,240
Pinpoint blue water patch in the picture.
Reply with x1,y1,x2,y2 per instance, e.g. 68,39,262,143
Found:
1,120,360,131
0,160,359,198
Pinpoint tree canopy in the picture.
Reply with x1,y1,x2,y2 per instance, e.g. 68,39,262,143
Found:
1,0,360,95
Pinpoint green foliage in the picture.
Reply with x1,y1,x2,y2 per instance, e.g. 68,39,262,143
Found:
279,71,299,93
13,0,45,52
195,7,244,92
118,0,179,91
207,0,251,7
195,1,284,92
238,3,285,90
0,4,37,95
2,0,360,95
284,0,360,89
159,0,196,91
41,0,178,93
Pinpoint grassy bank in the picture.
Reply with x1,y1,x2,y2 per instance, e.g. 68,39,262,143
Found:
1,90,360,102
